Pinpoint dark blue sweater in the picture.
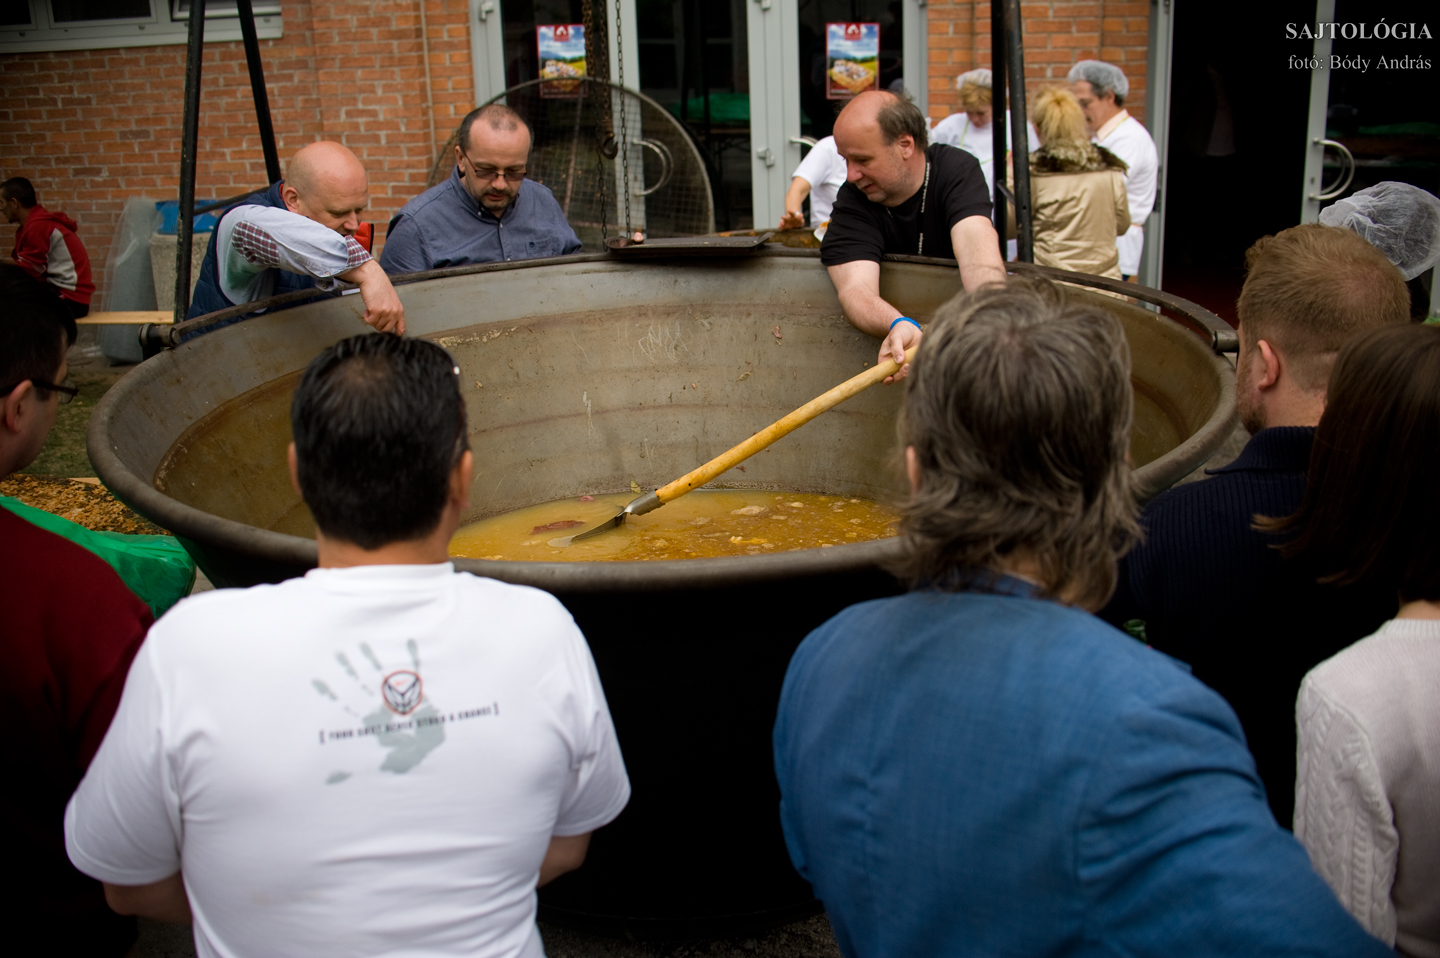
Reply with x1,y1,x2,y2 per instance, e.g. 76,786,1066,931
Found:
1101,426,1396,826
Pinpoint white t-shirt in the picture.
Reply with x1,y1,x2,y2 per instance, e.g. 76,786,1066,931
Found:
1092,110,1159,276
65,563,630,958
791,136,848,226
931,110,1041,197
217,204,370,306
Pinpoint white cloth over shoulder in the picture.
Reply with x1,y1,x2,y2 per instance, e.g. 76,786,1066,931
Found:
791,136,848,226
65,563,630,958
216,204,370,307
1295,618,1440,957
1092,110,1158,276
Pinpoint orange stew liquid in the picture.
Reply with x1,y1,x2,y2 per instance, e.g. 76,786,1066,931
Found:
449,490,900,562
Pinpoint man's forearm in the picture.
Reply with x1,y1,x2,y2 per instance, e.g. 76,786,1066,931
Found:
828,261,902,338
952,215,1008,291
104,873,192,924
959,259,1008,291
837,284,903,339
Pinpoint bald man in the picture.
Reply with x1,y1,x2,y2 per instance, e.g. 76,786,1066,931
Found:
186,141,404,336
821,91,1005,380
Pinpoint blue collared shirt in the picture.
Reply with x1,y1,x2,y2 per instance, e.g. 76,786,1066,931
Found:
379,168,582,274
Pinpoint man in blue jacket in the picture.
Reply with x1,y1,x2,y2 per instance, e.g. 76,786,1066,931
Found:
773,279,1391,958
380,104,581,274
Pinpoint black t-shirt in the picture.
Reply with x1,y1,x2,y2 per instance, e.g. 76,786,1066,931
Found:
820,143,992,266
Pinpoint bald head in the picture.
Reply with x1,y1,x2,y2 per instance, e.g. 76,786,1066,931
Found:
282,141,369,236
833,91,929,207
835,91,929,150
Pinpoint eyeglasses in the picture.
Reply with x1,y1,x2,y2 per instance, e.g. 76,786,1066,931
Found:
461,154,527,184
0,377,79,404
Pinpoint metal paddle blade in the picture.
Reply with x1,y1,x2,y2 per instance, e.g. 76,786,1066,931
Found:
548,491,664,547
548,512,627,548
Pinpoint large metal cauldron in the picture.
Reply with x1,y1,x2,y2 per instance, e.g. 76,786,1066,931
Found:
90,249,1235,937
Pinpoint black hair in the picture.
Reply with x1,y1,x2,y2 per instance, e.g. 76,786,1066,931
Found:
291,334,469,550
1,264,74,394
1,176,37,208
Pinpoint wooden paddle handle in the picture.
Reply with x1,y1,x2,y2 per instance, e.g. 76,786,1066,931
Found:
654,345,919,504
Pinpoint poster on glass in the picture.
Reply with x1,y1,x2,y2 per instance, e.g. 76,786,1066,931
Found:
826,22,880,99
538,24,586,98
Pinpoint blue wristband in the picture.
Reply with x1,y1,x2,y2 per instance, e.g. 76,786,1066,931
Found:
890,316,922,333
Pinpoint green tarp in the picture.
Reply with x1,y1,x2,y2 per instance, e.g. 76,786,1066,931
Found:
2,495,196,619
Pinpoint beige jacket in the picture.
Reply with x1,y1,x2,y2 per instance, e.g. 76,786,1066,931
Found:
1028,142,1130,279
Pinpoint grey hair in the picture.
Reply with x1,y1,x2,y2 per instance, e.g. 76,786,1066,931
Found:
1067,59,1129,106
876,91,930,150
459,103,530,152
892,279,1140,608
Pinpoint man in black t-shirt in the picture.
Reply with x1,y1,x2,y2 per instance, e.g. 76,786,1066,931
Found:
820,91,1005,381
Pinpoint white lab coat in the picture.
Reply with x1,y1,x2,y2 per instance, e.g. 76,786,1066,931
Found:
1092,111,1159,277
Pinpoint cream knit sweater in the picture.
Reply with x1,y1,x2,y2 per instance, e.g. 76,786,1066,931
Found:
1295,618,1440,958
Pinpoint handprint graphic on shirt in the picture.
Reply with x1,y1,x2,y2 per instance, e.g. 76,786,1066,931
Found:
311,638,445,779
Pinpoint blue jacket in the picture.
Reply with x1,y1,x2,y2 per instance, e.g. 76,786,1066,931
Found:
379,168,582,274
774,583,1391,958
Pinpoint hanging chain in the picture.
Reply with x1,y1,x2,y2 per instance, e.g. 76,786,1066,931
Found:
581,0,612,241
615,0,631,235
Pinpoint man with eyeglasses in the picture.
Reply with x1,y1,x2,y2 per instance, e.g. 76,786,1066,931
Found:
379,104,582,275
0,263,152,956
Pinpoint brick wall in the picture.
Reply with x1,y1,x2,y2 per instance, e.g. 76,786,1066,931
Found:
0,1,474,301
927,1,1151,126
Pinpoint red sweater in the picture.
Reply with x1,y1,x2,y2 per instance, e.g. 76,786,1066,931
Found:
0,508,151,953
11,205,95,304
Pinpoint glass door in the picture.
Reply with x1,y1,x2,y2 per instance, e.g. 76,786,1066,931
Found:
636,0,753,229
795,0,903,143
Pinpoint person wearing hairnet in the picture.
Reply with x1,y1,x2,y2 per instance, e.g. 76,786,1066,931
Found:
1068,60,1158,280
1320,182,1440,321
932,69,1040,199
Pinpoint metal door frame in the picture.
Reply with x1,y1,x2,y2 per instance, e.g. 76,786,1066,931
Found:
468,0,507,106
1138,0,1174,291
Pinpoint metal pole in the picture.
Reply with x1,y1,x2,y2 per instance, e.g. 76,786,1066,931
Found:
174,0,207,325
237,0,281,185
990,0,1007,260
1003,0,1033,262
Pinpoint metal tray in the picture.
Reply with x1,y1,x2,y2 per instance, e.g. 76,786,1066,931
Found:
604,233,775,257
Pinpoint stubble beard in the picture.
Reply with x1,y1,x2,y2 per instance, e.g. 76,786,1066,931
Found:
1234,350,1267,435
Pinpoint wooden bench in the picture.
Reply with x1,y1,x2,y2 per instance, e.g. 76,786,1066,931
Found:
77,311,173,325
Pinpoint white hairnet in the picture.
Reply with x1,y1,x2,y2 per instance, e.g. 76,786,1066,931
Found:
1066,60,1129,101
1319,182,1440,281
955,68,992,90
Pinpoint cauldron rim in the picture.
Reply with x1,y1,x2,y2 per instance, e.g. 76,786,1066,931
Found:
88,249,1235,590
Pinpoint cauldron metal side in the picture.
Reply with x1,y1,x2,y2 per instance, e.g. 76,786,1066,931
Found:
88,250,1236,936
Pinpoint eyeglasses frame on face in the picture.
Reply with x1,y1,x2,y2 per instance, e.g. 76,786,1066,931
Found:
0,377,79,404
460,153,528,184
